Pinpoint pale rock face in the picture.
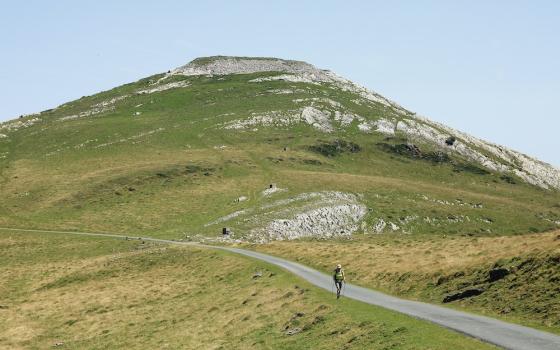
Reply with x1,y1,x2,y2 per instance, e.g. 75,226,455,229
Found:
0,117,41,133
334,111,362,127
0,133,7,138
389,116,560,190
249,74,319,84
251,191,367,241
301,106,333,132
371,218,400,233
373,119,396,134
173,56,406,112
262,186,286,196
136,80,190,94
224,110,302,130
206,190,367,242
60,95,129,121
172,57,332,81
223,107,334,133
262,204,367,241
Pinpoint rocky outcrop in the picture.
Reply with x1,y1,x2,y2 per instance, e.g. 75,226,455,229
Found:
204,190,367,242
173,56,560,190
250,191,367,242
0,117,41,134
261,203,367,241
224,107,333,133
171,56,332,81
135,80,190,94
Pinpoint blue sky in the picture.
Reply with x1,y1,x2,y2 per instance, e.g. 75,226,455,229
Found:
1,1,558,165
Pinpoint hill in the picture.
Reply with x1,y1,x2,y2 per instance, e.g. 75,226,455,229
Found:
0,56,559,241
1,56,559,337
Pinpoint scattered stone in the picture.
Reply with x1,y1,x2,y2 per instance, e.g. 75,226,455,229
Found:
284,327,302,336
262,184,285,196
252,271,263,279
373,219,387,233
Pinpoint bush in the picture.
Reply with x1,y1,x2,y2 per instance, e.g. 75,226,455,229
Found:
309,140,361,157
445,136,457,146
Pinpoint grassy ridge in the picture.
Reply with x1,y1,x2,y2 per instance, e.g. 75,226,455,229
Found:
0,231,496,349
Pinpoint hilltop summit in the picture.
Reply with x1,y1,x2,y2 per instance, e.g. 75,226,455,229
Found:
171,56,331,79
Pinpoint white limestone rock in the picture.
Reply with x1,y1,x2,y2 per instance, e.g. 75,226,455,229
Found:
0,117,41,133
59,95,129,121
261,204,367,241
136,80,190,94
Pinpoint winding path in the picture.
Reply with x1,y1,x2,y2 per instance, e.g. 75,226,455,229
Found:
2,227,560,350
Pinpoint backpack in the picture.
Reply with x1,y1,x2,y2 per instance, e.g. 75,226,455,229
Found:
334,269,344,282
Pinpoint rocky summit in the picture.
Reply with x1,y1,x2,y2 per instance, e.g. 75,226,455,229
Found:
0,56,559,241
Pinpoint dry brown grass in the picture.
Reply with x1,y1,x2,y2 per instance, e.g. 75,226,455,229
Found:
0,231,497,350
252,231,560,275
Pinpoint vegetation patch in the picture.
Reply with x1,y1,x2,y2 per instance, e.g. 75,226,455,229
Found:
453,163,491,175
309,139,361,157
500,174,517,184
377,142,451,164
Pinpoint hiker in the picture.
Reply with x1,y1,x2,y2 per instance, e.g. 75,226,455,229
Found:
333,264,345,299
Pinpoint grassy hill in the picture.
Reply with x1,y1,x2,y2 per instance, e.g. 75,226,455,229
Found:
0,56,559,240
1,56,559,344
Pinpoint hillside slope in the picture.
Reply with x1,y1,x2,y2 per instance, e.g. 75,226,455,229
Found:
0,230,496,350
0,56,559,240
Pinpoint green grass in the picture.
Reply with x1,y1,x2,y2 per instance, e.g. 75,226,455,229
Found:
0,70,558,238
0,231,497,349
0,64,558,345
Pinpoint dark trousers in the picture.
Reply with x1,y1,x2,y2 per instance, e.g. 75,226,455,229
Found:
335,281,343,295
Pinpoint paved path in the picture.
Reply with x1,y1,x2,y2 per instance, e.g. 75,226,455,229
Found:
2,227,560,350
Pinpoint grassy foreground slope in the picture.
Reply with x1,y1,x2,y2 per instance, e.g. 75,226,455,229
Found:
248,230,560,333
0,58,558,239
0,231,496,350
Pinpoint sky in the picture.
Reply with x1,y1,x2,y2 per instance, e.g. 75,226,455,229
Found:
1,1,559,166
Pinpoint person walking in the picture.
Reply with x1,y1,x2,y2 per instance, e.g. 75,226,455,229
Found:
333,264,345,299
